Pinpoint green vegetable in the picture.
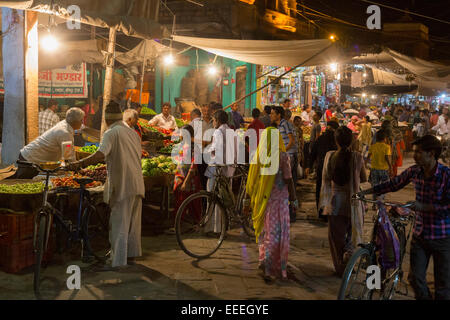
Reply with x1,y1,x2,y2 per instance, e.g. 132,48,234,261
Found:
175,118,185,128
79,145,98,154
0,182,45,194
141,107,157,115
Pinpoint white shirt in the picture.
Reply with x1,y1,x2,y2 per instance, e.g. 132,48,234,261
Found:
432,115,449,136
205,124,235,178
98,121,145,203
148,113,177,130
301,111,312,124
21,120,75,164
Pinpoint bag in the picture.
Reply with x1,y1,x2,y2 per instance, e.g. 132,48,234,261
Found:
297,163,303,179
376,203,401,270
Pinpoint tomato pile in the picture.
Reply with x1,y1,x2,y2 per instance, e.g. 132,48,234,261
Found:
51,175,102,189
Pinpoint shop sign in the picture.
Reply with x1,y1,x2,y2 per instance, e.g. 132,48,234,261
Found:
0,63,88,98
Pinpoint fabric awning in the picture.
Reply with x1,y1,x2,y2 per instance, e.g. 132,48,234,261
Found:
116,40,169,66
0,0,170,39
172,35,342,67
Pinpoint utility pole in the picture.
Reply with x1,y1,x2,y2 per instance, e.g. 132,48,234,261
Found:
100,26,117,137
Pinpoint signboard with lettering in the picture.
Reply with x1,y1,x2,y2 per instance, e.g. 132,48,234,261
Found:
0,63,88,98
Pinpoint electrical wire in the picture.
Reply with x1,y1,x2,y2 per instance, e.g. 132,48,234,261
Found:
359,0,450,25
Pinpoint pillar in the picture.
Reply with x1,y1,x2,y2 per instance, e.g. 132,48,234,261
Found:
1,9,38,164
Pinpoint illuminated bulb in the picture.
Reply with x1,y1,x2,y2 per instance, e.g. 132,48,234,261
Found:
363,73,367,77
329,63,338,72
362,93,367,98
441,94,447,98
164,55,174,65
337,73,341,80
207,65,217,75
371,95,376,99
41,34,59,52
329,34,335,40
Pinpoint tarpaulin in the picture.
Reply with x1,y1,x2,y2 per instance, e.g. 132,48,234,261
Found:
172,35,342,67
0,0,170,39
116,39,168,66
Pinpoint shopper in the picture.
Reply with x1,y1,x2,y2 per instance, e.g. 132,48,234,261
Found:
367,129,392,202
359,135,449,300
247,108,266,144
39,99,60,135
309,111,323,153
358,116,373,160
231,103,245,129
320,126,367,276
260,105,272,128
246,127,297,282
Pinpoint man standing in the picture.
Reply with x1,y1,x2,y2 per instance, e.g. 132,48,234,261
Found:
231,103,245,129
148,102,177,130
260,105,272,128
247,108,266,144
71,102,145,269
15,107,85,179
359,135,449,300
325,105,335,122
310,121,339,220
283,99,292,111
39,99,60,135
432,106,449,136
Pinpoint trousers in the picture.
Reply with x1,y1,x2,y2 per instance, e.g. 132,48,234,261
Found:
109,195,142,267
408,236,450,300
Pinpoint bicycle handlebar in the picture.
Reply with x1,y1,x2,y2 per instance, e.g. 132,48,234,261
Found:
17,160,67,174
352,193,415,209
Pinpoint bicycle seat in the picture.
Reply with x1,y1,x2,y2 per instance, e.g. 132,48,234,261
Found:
74,178,94,186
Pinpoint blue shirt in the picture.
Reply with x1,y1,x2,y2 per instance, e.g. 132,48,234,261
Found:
279,119,297,154
231,110,244,129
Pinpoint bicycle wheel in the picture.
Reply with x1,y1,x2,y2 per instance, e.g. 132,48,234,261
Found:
338,248,375,300
82,204,110,260
241,209,255,239
175,191,228,259
34,212,48,297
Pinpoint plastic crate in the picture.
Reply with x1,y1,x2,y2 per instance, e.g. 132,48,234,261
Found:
0,236,54,273
0,211,35,245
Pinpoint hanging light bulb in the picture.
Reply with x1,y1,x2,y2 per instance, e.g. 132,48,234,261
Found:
41,31,59,52
207,65,217,76
329,63,338,72
164,54,174,65
362,93,367,98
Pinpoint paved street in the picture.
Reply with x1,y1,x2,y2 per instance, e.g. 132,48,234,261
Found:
0,154,435,300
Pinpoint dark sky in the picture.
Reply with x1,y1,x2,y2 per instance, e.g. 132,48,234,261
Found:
302,0,449,38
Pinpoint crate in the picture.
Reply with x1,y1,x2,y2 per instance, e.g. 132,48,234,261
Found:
0,211,35,245
0,236,54,273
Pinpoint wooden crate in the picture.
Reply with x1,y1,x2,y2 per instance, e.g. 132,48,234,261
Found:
0,211,35,245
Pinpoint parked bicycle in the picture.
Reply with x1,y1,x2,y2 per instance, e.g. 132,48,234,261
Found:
175,164,254,259
337,193,415,300
17,161,108,297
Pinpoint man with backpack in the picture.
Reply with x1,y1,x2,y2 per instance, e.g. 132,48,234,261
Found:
358,135,450,300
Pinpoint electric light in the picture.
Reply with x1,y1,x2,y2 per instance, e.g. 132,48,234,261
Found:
41,33,59,51
329,34,335,41
363,73,367,78
362,93,367,98
164,54,174,65
371,95,376,99
329,63,338,72
207,65,217,76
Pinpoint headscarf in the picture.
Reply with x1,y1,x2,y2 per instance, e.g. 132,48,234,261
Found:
246,127,286,243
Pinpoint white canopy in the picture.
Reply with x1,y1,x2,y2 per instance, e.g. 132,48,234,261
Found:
172,35,342,67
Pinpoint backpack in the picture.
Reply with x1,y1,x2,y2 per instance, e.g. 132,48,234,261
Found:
376,203,401,270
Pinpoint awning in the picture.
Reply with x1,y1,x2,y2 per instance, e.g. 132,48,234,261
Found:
172,35,342,67
0,0,170,39
116,40,169,66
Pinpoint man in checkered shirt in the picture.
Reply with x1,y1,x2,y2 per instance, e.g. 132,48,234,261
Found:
360,135,450,300
39,99,60,135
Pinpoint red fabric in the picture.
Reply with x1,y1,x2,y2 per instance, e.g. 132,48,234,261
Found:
247,119,266,143
325,109,333,122
430,114,439,127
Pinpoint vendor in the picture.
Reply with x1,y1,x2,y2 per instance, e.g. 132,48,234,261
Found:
13,107,85,179
69,101,144,269
147,102,177,131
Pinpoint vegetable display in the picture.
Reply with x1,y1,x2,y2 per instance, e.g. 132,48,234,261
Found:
175,118,185,128
141,107,157,115
0,182,45,194
51,175,102,188
79,145,98,154
303,134,311,142
79,164,107,182
142,156,177,177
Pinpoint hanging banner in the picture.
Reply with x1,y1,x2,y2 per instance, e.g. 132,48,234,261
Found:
0,63,88,98
351,72,362,88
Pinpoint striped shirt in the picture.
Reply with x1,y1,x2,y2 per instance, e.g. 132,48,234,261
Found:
373,163,450,240
278,119,297,154
39,109,60,136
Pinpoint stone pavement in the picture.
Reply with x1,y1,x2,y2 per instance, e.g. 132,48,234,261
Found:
0,154,437,300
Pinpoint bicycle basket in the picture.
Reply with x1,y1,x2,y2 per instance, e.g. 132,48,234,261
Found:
376,203,401,270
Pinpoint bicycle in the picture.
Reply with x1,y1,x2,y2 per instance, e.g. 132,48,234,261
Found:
337,194,415,300
17,161,108,297
175,164,255,259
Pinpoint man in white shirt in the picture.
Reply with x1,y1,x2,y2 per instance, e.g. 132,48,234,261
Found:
14,107,84,179
148,102,177,130
301,104,313,125
70,102,145,269
38,99,60,135
432,107,449,136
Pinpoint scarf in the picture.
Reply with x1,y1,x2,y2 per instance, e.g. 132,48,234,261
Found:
246,127,286,243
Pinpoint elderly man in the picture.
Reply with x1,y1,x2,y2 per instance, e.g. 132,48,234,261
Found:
148,102,177,130
70,102,144,269
14,107,84,179
39,99,60,135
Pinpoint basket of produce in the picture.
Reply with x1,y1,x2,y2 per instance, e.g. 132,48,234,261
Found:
142,156,177,190
0,180,45,212
139,107,157,120
79,164,107,183
75,145,98,160
39,161,61,170
51,175,103,189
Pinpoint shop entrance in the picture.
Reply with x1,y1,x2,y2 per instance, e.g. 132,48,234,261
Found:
235,66,247,115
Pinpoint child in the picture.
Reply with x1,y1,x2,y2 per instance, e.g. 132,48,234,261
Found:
367,129,392,202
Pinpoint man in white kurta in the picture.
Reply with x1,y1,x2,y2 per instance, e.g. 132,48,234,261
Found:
100,121,144,267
